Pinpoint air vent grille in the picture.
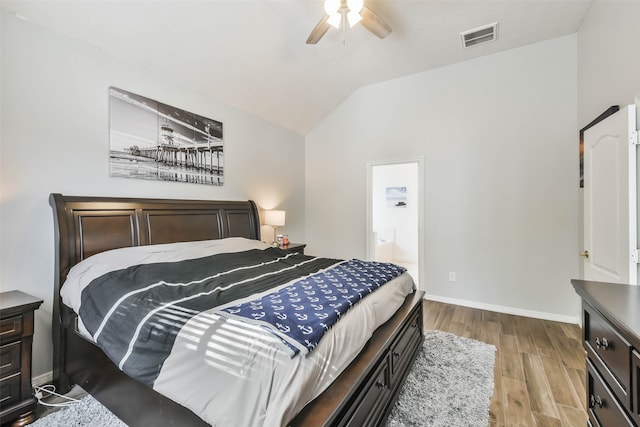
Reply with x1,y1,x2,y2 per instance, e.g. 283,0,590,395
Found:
460,22,498,48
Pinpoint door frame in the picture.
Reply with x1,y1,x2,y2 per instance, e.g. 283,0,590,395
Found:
365,157,425,291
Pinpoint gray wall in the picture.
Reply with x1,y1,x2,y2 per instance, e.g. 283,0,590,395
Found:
576,0,640,282
577,0,640,127
306,35,580,321
0,11,306,378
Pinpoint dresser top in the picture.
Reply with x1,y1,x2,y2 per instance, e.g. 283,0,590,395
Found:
0,290,43,314
571,279,640,348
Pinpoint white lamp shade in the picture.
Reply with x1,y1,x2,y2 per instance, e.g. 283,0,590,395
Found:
264,210,286,227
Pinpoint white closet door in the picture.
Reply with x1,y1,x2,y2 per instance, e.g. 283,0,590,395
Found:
583,105,637,284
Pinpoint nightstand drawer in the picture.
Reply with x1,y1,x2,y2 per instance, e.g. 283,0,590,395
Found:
0,372,21,407
0,341,21,377
584,303,632,406
0,316,23,342
0,290,42,425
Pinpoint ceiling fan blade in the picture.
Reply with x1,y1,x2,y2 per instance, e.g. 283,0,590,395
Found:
360,6,392,39
306,14,331,44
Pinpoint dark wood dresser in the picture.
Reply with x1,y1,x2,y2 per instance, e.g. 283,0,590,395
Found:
0,291,43,427
572,279,640,427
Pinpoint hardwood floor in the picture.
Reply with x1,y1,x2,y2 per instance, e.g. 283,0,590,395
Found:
423,300,587,427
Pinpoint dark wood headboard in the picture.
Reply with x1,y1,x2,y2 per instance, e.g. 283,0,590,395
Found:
49,193,260,389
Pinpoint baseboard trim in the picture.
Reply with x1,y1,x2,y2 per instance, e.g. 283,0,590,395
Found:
32,371,53,387
424,294,581,325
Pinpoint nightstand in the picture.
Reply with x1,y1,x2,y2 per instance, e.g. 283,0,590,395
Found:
0,291,43,427
280,243,306,255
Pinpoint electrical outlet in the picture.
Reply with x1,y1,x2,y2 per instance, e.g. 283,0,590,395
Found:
448,272,456,282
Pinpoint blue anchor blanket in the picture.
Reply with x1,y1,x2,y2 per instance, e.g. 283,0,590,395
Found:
219,259,406,355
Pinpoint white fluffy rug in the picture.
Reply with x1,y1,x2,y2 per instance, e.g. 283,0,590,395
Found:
31,330,495,427
386,330,496,427
30,394,126,427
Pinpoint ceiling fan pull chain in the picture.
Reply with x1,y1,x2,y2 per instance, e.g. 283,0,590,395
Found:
341,8,347,45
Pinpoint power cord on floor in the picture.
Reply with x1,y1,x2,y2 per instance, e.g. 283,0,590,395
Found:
33,384,81,407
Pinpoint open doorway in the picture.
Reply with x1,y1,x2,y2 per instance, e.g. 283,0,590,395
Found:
366,158,424,289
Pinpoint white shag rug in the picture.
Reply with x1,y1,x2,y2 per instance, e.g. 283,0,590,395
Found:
386,330,496,427
29,394,126,427
31,330,495,427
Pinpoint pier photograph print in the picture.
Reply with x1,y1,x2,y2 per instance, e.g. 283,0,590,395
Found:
109,87,224,185
386,187,407,208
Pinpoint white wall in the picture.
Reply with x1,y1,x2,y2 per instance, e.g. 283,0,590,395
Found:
576,1,640,281
0,11,306,378
306,35,580,321
577,0,640,128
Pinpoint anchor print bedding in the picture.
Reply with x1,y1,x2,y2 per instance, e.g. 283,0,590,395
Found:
220,259,407,355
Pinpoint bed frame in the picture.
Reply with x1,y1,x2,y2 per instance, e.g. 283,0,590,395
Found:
50,193,424,426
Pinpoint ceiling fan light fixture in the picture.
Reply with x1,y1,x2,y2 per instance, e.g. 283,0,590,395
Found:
327,13,342,29
307,0,392,45
348,0,364,13
324,0,341,16
347,10,362,27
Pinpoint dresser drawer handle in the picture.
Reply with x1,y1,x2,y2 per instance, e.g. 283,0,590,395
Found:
589,394,604,408
392,351,401,358
595,337,609,350
375,380,385,388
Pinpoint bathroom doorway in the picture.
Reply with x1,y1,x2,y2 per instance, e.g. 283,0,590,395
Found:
366,158,424,289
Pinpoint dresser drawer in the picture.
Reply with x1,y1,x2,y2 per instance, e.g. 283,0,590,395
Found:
389,308,421,386
584,303,632,407
0,316,23,343
0,372,21,408
587,359,635,427
633,350,640,425
0,341,21,377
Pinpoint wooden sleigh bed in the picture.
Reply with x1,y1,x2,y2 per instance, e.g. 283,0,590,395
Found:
50,193,424,426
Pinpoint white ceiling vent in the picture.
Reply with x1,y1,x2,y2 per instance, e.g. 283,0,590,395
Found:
460,22,498,48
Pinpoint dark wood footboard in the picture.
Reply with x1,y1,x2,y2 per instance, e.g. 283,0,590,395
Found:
290,290,424,427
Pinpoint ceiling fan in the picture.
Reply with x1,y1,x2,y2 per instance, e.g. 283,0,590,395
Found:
306,0,392,44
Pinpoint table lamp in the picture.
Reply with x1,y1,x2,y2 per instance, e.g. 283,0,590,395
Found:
264,210,285,246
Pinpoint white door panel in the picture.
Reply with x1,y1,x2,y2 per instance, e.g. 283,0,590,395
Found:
583,105,637,284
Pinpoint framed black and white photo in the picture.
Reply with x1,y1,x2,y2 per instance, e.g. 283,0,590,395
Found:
385,187,407,208
109,87,224,185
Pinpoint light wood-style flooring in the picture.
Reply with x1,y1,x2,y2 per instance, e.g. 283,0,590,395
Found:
423,300,587,427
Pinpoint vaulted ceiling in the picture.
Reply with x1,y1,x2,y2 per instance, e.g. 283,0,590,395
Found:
1,1,592,135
